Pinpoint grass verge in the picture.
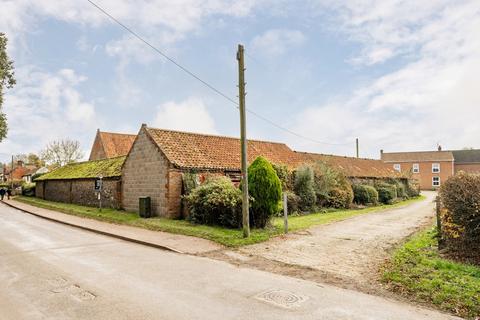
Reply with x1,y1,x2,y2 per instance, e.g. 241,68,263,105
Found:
14,195,425,247
382,228,480,319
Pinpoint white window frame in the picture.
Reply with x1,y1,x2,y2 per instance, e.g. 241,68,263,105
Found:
393,164,401,172
412,163,419,173
432,176,441,187
432,163,440,173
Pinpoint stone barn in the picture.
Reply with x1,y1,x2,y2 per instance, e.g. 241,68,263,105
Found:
121,124,300,218
35,156,125,209
121,124,400,218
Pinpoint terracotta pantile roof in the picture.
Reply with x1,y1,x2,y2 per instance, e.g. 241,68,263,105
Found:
99,131,136,158
144,126,398,178
381,151,454,162
295,152,398,178
145,127,299,170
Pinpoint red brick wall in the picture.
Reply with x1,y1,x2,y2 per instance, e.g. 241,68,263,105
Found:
387,161,454,190
454,163,480,174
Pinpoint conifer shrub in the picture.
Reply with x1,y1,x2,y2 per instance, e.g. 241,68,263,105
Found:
366,185,379,204
353,184,378,205
185,176,242,228
294,165,317,211
376,183,397,204
248,156,282,228
326,187,353,208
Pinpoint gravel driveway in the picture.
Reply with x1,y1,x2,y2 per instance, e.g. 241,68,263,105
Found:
228,191,437,291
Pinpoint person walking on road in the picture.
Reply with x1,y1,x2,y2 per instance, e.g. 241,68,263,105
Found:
0,188,5,200
6,187,12,200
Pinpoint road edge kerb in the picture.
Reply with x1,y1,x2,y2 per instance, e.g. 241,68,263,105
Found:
1,200,184,254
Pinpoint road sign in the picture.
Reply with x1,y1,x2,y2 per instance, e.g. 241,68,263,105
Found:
94,177,103,191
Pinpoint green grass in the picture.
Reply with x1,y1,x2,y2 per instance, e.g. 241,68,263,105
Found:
15,195,425,247
382,228,480,319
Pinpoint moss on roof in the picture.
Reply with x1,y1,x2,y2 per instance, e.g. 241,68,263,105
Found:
35,156,125,181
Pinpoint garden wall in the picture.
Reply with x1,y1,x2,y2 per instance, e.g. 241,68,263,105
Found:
35,178,122,209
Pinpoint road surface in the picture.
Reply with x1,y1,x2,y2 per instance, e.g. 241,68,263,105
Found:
0,202,456,320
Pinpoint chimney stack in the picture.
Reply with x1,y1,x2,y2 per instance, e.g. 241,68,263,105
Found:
438,145,442,151
380,149,384,159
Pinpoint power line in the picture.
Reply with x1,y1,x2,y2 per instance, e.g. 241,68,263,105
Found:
86,0,352,146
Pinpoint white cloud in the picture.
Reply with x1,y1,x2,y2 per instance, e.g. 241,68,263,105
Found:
153,98,217,134
289,0,480,157
1,67,97,158
251,29,306,56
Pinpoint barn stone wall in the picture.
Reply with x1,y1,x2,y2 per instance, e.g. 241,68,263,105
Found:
35,178,121,209
121,128,172,217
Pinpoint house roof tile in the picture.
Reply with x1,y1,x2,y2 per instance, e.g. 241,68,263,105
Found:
381,151,454,162
145,127,299,171
144,127,397,178
296,152,398,178
451,149,480,164
99,131,136,158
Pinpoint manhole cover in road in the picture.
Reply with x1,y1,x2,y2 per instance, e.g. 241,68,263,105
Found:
255,289,309,309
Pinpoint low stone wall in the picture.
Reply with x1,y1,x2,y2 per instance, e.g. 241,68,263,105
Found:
35,178,122,209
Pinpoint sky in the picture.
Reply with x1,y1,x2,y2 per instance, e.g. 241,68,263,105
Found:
1,0,479,163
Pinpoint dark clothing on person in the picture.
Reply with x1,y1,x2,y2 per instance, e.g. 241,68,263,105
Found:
6,188,11,200
0,188,5,200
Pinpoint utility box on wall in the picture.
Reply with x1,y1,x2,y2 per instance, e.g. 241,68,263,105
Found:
139,196,152,218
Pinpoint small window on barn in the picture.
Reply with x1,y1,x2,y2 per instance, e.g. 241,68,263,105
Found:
393,164,401,172
225,171,242,184
432,163,440,173
412,163,419,173
432,176,440,187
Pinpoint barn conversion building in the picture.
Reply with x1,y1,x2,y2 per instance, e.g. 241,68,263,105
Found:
36,124,400,217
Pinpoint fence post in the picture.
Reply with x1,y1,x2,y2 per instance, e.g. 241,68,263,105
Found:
436,196,444,248
283,192,288,234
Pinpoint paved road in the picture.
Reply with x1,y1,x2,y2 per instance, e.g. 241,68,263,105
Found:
0,202,457,320
241,191,438,289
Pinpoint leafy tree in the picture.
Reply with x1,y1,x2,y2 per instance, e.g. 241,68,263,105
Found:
27,153,45,167
0,33,16,142
294,165,316,211
40,139,84,168
247,156,282,228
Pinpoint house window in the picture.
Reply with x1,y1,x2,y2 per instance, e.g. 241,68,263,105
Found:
412,163,419,173
432,176,441,187
393,164,401,172
432,163,440,173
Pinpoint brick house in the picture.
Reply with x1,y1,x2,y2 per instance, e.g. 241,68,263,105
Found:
381,147,480,190
89,129,136,160
122,124,399,218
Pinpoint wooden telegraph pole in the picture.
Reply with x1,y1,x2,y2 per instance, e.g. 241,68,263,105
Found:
237,44,250,238
356,138,359,158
